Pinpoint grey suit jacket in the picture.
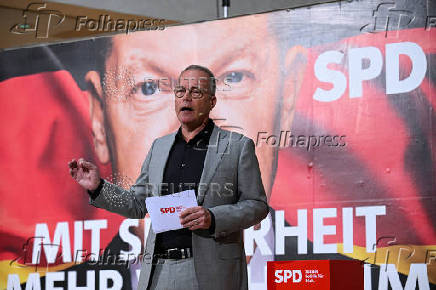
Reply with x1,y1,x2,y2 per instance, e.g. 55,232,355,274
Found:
89,124,268,290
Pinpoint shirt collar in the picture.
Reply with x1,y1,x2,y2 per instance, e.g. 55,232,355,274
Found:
176,118,215,144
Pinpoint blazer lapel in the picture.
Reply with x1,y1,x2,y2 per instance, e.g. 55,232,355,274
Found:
154,132,177,196
197,125,229,205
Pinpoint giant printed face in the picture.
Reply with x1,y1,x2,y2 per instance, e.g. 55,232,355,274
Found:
86,14,305,199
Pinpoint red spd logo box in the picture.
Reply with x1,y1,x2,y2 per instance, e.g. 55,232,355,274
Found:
160,206,184,214
267,260,363,290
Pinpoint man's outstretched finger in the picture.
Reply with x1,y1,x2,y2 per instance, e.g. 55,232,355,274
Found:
84,160,97,170
77,158,93,171
69,167,78,178
68,159,78,169
86,161,97,170
77,158,86,167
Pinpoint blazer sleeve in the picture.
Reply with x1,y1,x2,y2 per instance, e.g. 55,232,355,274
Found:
209,137,269,237
88,140,155,219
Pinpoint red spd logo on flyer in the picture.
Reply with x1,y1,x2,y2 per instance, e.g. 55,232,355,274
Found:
160,206,184,214
267,261,330,290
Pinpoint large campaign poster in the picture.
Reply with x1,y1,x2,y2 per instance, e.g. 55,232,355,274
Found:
1,0,435,289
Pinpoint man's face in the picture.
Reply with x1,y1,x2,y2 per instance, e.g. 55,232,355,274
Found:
175,69,216,128
92,14,300,197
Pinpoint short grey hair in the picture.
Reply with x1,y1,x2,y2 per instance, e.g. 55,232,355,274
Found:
180,64,216,96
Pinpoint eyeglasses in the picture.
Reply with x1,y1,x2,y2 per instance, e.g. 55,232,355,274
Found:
174,86,207,99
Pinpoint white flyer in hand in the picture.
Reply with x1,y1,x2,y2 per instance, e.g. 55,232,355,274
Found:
145,189,198,233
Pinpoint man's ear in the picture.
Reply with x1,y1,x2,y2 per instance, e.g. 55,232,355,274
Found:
85,70,110,164
210,95,217,110
280,45,307,130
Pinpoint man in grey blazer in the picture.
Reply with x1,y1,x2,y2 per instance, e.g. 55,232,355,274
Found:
69,65,269,289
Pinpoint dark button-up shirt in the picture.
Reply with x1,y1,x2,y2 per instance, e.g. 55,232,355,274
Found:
155,118,215,252
88,119,216,252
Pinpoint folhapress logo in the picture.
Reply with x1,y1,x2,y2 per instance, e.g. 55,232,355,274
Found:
10,3,65,38
274,270,302,283
75,15,165,34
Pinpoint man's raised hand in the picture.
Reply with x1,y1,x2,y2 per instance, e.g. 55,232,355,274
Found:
68,158,101,191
